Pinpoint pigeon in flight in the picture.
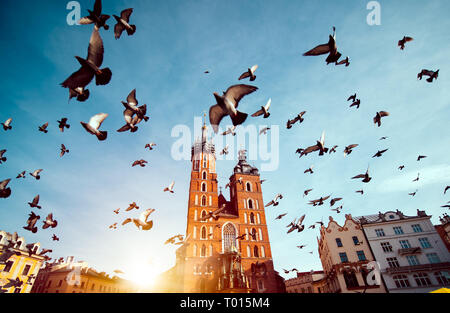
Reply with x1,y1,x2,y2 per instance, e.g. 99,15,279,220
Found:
199,205,226,222
165,234,185,245
57,118,70,132
61,28,112,102
303,189,313,197
0,249,21,265
28,195,42,209
78,0,110,30
164,181,175,193
238,65,258,81
332,205,343,214
259,127,270,135
330,197,342,206
329,145,338,154
220,145,229,156
113,8,136,39
209,84,258,133
444,186,450,195
113,208,120,214
30,169,43,180
252,98,271,119
0,179,12,199
52,234,60,241
304,165,314,174
132,160,148,167
352,167,372,183
43,214,58,229
275,213,287,220
287,215,306,234
80,113,108,141
60,144,69,157
336,56,350,67
356,190,364,195
413,173,420,182
297,245,307,249
417,155,427,161
145,143,156,150
122,209,155,231
117,89,149,132
417,69,439,83
308,195,331,206
298,131,329,157
380,136,388,140
16,171,26,179
398,165,405,170
109,223,118,230
398,36,413,50
222,126,237,136
303,27,342,65
125,202,139,211
0,150,6,164
2,118,12,131
373,111,390,127
26,244,39,257
23,212,40,233
38,122,49,134
287,111,306,129
265,194,283,207
373,149,388,158
409,190,418,197
344,144,359,156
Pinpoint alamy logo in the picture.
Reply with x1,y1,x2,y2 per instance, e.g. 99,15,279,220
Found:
65,265,81,286
366,261,382,286
367,1,381,26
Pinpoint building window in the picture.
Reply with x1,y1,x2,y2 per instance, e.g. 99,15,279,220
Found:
414,273,432,287
201,196,206,206
91,284,95,291
335,238,343,247
393,275,410,288
406,255,420,266
250,213,255,224
201,245,207,257
3,261,13,272
246,182,252,192
356,251,367,261
257,280,264,292
393,227,404,235
254,246,259,258
387,257,400,268
399,240,411,249
201,226,207,239
202,171,207,180
434,271,449,285
58,280,63,287
22,264,31,276
426,253,441,264
375,229,385,237
201,183,207,192
381,242,393,253
339,252,348,263
412,224,423,233
223,223,237,253
352,236,360,245
419,238,432,249
248,199,253,209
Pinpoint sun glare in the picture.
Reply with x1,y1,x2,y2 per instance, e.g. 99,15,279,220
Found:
122,258,166,290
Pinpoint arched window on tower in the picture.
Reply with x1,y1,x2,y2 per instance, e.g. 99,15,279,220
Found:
201,210,207,222
201,226,207,239
222,223,237,253
202,171,207,180
201,196,207,207
201,183,207,192
246,182,252,192
250,213,255,224
201,245,207,257
254,246,259,258
248,199,253,209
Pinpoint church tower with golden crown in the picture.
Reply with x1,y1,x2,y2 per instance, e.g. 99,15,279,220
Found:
166,121,284,293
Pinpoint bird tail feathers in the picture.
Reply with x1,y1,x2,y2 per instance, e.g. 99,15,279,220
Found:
230,111,248,127
127,25,136,36
96,131,108,141
95,68,112,86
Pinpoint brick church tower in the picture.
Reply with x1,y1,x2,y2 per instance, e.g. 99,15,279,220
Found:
167,122,284,293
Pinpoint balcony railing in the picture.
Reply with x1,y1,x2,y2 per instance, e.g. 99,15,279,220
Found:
385,262,450,274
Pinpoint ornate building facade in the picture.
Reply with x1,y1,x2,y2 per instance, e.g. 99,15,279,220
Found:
160,123,284,293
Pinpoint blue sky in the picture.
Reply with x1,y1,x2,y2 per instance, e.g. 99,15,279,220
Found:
0,0,449,288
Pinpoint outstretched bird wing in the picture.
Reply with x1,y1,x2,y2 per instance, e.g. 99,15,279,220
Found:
120,8,133,22
224,84,258,109
0,179,11,189
251,109,264,117
303,43,330,56
352,174,365,179
87,28,104,68
209,105,228,134
93,0,102,16
61,66,93,90
88,113,108,130
127,89,138,106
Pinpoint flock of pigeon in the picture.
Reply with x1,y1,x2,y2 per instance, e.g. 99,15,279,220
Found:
1,1,448,285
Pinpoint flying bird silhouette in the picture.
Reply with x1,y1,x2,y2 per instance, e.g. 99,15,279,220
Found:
23,212,40,233
28,195,42,209
0,150,7,164
57,118,70,132
38,122,49,134
30,169,43,180
417,69,439,83
114,8,136,39
398,36,413,50
0,179,12,199
303,27,342,65
60,144,70,157
2,118,12,131
238,65,258,81
79,0,110,30
373,111,390,127
80,113,108,141
372,149,388,158
252,98,271,119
